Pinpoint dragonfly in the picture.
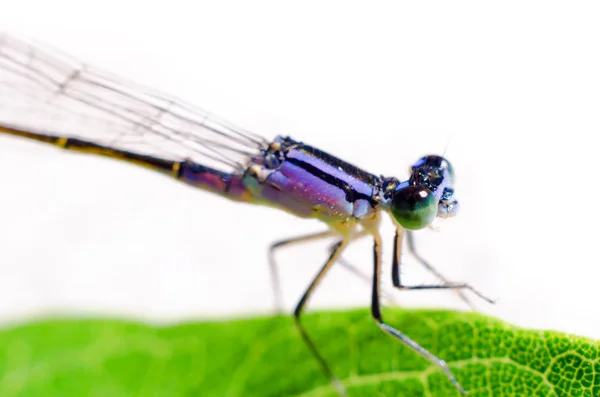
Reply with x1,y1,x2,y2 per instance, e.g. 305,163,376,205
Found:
0,32,492,396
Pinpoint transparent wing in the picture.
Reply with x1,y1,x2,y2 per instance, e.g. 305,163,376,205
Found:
0,32,268,173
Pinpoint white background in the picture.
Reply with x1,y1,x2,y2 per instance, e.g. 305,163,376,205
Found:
0,1,599,338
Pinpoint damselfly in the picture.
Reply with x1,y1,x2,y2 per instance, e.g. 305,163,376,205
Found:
0,33,492,396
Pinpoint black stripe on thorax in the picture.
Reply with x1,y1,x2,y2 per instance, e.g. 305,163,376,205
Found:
295,143,378,186
285,157,378,207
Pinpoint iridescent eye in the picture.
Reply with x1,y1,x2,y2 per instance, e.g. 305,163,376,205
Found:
390,186,438,230
411,155,455,185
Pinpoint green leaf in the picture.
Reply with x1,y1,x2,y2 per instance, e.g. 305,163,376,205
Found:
0,308,596,396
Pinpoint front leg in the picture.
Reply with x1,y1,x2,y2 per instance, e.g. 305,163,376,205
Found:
370,231,467,394
392,228,494,305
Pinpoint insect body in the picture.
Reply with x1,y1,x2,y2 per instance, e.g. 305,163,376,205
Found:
0,33,490,396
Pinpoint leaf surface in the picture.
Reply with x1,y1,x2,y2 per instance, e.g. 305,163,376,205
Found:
0,309,594,396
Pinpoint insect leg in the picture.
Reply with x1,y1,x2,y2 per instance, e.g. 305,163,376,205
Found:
371,231,467,394
393,229,494,305
268,230,334,312
270,229,385,311
293,237,350,397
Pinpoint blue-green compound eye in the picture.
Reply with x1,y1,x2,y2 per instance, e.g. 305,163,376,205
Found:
390,186,438,230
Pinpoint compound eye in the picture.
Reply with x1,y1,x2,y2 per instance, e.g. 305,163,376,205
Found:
390,186,438,230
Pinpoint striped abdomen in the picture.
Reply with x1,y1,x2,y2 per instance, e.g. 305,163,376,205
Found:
0,125,253,202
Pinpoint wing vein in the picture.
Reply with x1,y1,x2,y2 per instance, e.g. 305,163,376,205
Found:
0,32,269,173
